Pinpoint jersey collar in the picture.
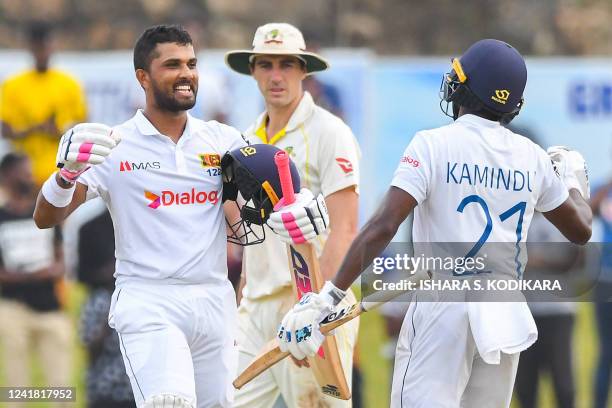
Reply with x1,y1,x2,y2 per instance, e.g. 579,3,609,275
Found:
253,91,316,144
455,114,501,128
134,109,194,141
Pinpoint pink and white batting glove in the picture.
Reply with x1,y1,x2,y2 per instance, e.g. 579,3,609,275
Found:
547,145,590,199
56,123,121,183
268,188,329,244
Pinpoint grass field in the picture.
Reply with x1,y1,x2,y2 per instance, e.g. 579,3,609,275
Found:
0,285,610,407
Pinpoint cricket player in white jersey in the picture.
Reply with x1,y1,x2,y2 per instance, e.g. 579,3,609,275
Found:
271,39,593,407
32,25,326,408
225,23,361,407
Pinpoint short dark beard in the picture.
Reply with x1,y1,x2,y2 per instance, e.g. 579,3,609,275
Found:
150,78,197,112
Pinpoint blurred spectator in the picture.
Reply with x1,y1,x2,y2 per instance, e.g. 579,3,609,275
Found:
77,208,135,408
199,70,231,123
0,153,71,406
1,22,87,186
515,213,579,408
590,179,612,408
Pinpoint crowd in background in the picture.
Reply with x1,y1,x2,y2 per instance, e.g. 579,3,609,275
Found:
2,1,612,54
0,15,611,408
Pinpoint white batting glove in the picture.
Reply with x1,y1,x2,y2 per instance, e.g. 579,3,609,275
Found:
56,123,121,183
547,146,590,199
268,188,329,244
277,281,346,360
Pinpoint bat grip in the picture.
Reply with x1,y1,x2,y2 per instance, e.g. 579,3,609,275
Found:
274,151,296,206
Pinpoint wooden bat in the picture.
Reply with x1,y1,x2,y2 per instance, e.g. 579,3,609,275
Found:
232,268,431,390
272,151,351,399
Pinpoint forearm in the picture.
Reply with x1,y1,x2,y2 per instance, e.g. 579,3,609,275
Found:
34,188,72,228
568,189,593,239
319,227,357,281
34,174,86,228
332,217,399,291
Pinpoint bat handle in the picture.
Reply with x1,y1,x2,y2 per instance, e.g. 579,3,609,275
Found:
274,151,296,206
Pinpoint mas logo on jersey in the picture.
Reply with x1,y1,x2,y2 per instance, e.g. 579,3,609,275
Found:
120,161,161,172
335,157,353,174
199,153,221,168
400,155,420,167
491,89,510,105
144,188,220,209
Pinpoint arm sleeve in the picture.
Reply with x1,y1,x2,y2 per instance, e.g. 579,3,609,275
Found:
390,132,432,204
317,121,361,196
535,147,569,212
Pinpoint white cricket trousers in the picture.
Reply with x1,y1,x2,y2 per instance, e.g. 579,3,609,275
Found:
234,286,359,408
109,280,238,408
391,298,519,408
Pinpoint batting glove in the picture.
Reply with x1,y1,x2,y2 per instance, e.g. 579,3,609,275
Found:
56,123,121,183
547,146,590,199
277,281,346,360
268,188,329,244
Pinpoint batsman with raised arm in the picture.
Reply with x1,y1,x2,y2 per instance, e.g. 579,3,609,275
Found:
33,24,324,408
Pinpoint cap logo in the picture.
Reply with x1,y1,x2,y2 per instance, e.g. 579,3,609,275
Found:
264,29,283,44
492,89,510,104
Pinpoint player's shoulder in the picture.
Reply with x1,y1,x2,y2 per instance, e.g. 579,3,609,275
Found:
310,104,355,141
503,127,550,159
190,118,241,138
189,118,246,151
109,117,141,149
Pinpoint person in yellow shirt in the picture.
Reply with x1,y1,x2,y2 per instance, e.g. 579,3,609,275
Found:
1,22,87,186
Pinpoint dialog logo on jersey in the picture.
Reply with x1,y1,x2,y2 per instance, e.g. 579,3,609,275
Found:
400,155,420,167
199,153,221,168
335,157,354,174
144,189,220,209
144,191,161,209
120,161,161,172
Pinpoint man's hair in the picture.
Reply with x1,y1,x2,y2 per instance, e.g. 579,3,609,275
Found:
0,153,28,175
27,21,52,44
133,24,192,71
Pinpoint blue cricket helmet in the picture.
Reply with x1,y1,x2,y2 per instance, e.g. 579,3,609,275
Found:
440,39,527,124
221,143,300,245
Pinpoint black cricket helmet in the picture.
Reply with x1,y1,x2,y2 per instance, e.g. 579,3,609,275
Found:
440,39,527,125
221,144,300,246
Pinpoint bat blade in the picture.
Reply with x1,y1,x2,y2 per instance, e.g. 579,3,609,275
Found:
285,241,351,399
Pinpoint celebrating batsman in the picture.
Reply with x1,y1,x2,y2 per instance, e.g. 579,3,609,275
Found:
275,39,592,407
33,25,323,408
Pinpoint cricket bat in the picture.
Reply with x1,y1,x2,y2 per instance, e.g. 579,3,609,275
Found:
232,268,431,390
273,151,351,400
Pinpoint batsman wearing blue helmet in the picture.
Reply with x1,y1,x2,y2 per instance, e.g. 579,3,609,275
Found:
275,39,592,407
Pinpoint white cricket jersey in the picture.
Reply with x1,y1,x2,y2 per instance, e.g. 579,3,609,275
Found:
242,92,360,299
391,114,568,278
79,110,246,286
